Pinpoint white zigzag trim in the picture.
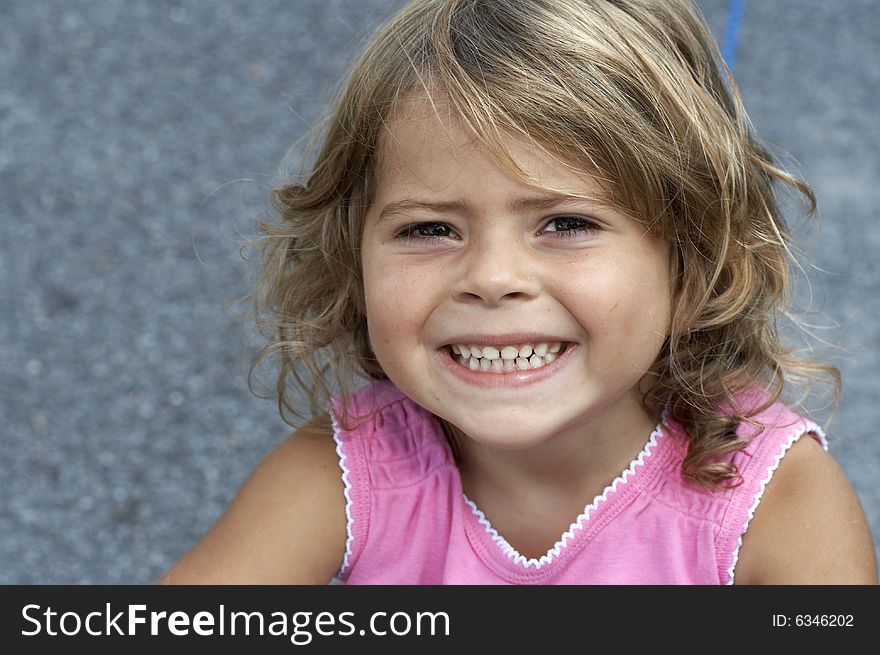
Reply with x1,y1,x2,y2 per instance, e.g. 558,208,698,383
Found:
330,413,355,580
464,421,666,570
725,420,827,585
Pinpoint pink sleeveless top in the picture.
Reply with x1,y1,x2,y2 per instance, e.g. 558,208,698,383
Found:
330,380,825,585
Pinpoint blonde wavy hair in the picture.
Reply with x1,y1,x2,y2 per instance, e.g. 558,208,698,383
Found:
251,0,839,490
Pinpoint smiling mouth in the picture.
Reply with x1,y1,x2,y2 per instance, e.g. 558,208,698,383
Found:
444,341,571,372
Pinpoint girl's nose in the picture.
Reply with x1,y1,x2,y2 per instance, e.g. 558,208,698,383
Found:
451,235,540,305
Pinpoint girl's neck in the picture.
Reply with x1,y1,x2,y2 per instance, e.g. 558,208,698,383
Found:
454,390,661,503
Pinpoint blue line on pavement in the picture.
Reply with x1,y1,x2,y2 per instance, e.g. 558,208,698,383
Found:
721,0,746,73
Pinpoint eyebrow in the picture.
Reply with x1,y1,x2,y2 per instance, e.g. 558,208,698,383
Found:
375,192,606,222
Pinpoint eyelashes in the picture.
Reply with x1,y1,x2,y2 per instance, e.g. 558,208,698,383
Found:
393,222,459,240
540,216,601,239
392,216,601,242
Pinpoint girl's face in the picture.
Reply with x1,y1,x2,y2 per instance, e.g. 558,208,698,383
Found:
361,99,671,451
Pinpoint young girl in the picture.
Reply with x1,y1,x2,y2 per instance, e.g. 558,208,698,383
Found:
160,0,877,584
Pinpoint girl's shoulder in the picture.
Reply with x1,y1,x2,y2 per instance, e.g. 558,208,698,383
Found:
158,417,347,584
722,398,877,584
657,394,876,584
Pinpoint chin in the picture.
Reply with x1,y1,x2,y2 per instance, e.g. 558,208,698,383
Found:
445,418,559,451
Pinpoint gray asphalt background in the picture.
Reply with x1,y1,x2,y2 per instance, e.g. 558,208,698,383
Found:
1,0,878,584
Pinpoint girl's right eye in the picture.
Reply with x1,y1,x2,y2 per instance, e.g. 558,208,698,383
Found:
393,222,459,240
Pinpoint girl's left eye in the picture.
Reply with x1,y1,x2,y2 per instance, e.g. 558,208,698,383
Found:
393,222,459,240
541,215,601,238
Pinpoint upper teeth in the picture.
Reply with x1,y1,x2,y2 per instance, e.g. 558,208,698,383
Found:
451,342,562,360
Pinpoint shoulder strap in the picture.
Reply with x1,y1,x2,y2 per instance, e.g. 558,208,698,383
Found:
329,380,452,580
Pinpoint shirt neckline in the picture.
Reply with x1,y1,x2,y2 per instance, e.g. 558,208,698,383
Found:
459,419,675,581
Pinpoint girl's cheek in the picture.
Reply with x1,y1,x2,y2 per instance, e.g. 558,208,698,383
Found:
364,284,413,340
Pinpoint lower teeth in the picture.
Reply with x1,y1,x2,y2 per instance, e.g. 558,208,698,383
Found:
454,345,564,371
